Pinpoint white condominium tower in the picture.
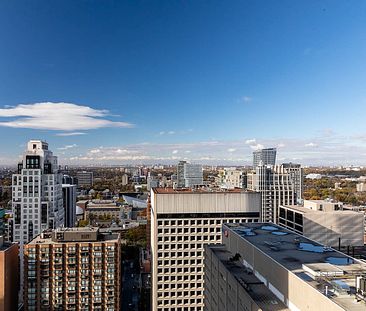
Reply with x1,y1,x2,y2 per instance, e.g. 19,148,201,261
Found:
12,140,64,246
252,147,276,167
247,163,302,223
150,187,261,311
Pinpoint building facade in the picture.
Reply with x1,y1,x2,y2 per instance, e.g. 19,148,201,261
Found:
219,168,243,189
219,223,366,311
176,161,203,188
11,140,64,246
62,184,77,228
76,171,93,188
204,244,289,311
252,147,276,167
247,164,301,223
23,227,121,311
0,236,19,311
150,188,261,311
279,203,364,247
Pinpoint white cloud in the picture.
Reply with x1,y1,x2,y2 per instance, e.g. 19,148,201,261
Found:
0,102,133,131
57,144,77,150
56,132,87,136
168,131,175,135
227,148,236,153
245,138,264,150
172,150,179,154
245,139,256,145
305,142,318,148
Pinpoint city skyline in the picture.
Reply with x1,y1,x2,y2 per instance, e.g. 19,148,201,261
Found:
1,1,366,165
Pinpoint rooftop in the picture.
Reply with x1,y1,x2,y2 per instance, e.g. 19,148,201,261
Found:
225,222,366,311
281,205,360,214
208,244,290,311
28,227,119,245
152,187,245,194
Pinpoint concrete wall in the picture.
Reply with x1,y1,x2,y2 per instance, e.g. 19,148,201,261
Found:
154,191,261,214
303,212,364,247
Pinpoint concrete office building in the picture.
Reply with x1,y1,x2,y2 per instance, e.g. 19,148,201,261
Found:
247,164,299,223
279,203,364,247
23,227,121,311
12,140,64,246
0,236,19,311
76,171,94,188
252,148,276,167
204,244,289,311
150,188,261,311
215,223,366,311
176,161,203,188
62,184,77,227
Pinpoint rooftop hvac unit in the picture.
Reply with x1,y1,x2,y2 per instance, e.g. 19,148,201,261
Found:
356,276,366,297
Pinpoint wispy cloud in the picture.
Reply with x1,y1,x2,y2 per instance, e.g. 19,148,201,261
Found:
0,102,133,131
305,142,318,148
56,132,87,136
57,144,77,150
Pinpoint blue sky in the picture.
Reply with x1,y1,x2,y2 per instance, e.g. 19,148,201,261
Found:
0,0,366,166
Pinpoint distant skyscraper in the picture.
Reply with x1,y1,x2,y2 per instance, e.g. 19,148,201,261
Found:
150,188,261,311
176,161,187,188
62,184,77,227
252,147,276,167
176,161,203,188
12,140,64,246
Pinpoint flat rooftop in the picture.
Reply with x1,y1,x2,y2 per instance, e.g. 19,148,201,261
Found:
281,205,360,214
29,227,119,244
153,187,246,194
209,244,290,311
225,222,366,311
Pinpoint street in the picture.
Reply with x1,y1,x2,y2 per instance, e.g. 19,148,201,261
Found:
121,260,140,311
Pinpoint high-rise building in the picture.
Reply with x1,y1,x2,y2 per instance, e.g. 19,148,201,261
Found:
11,140,64,246
252,147,276,167
282,162,304,202
208,222,366,311
176,161,203,188
246,163,302,223
23,227,121,311
0,236,19,311
76,171,94,188
62,184,77,228
150,188,261,311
